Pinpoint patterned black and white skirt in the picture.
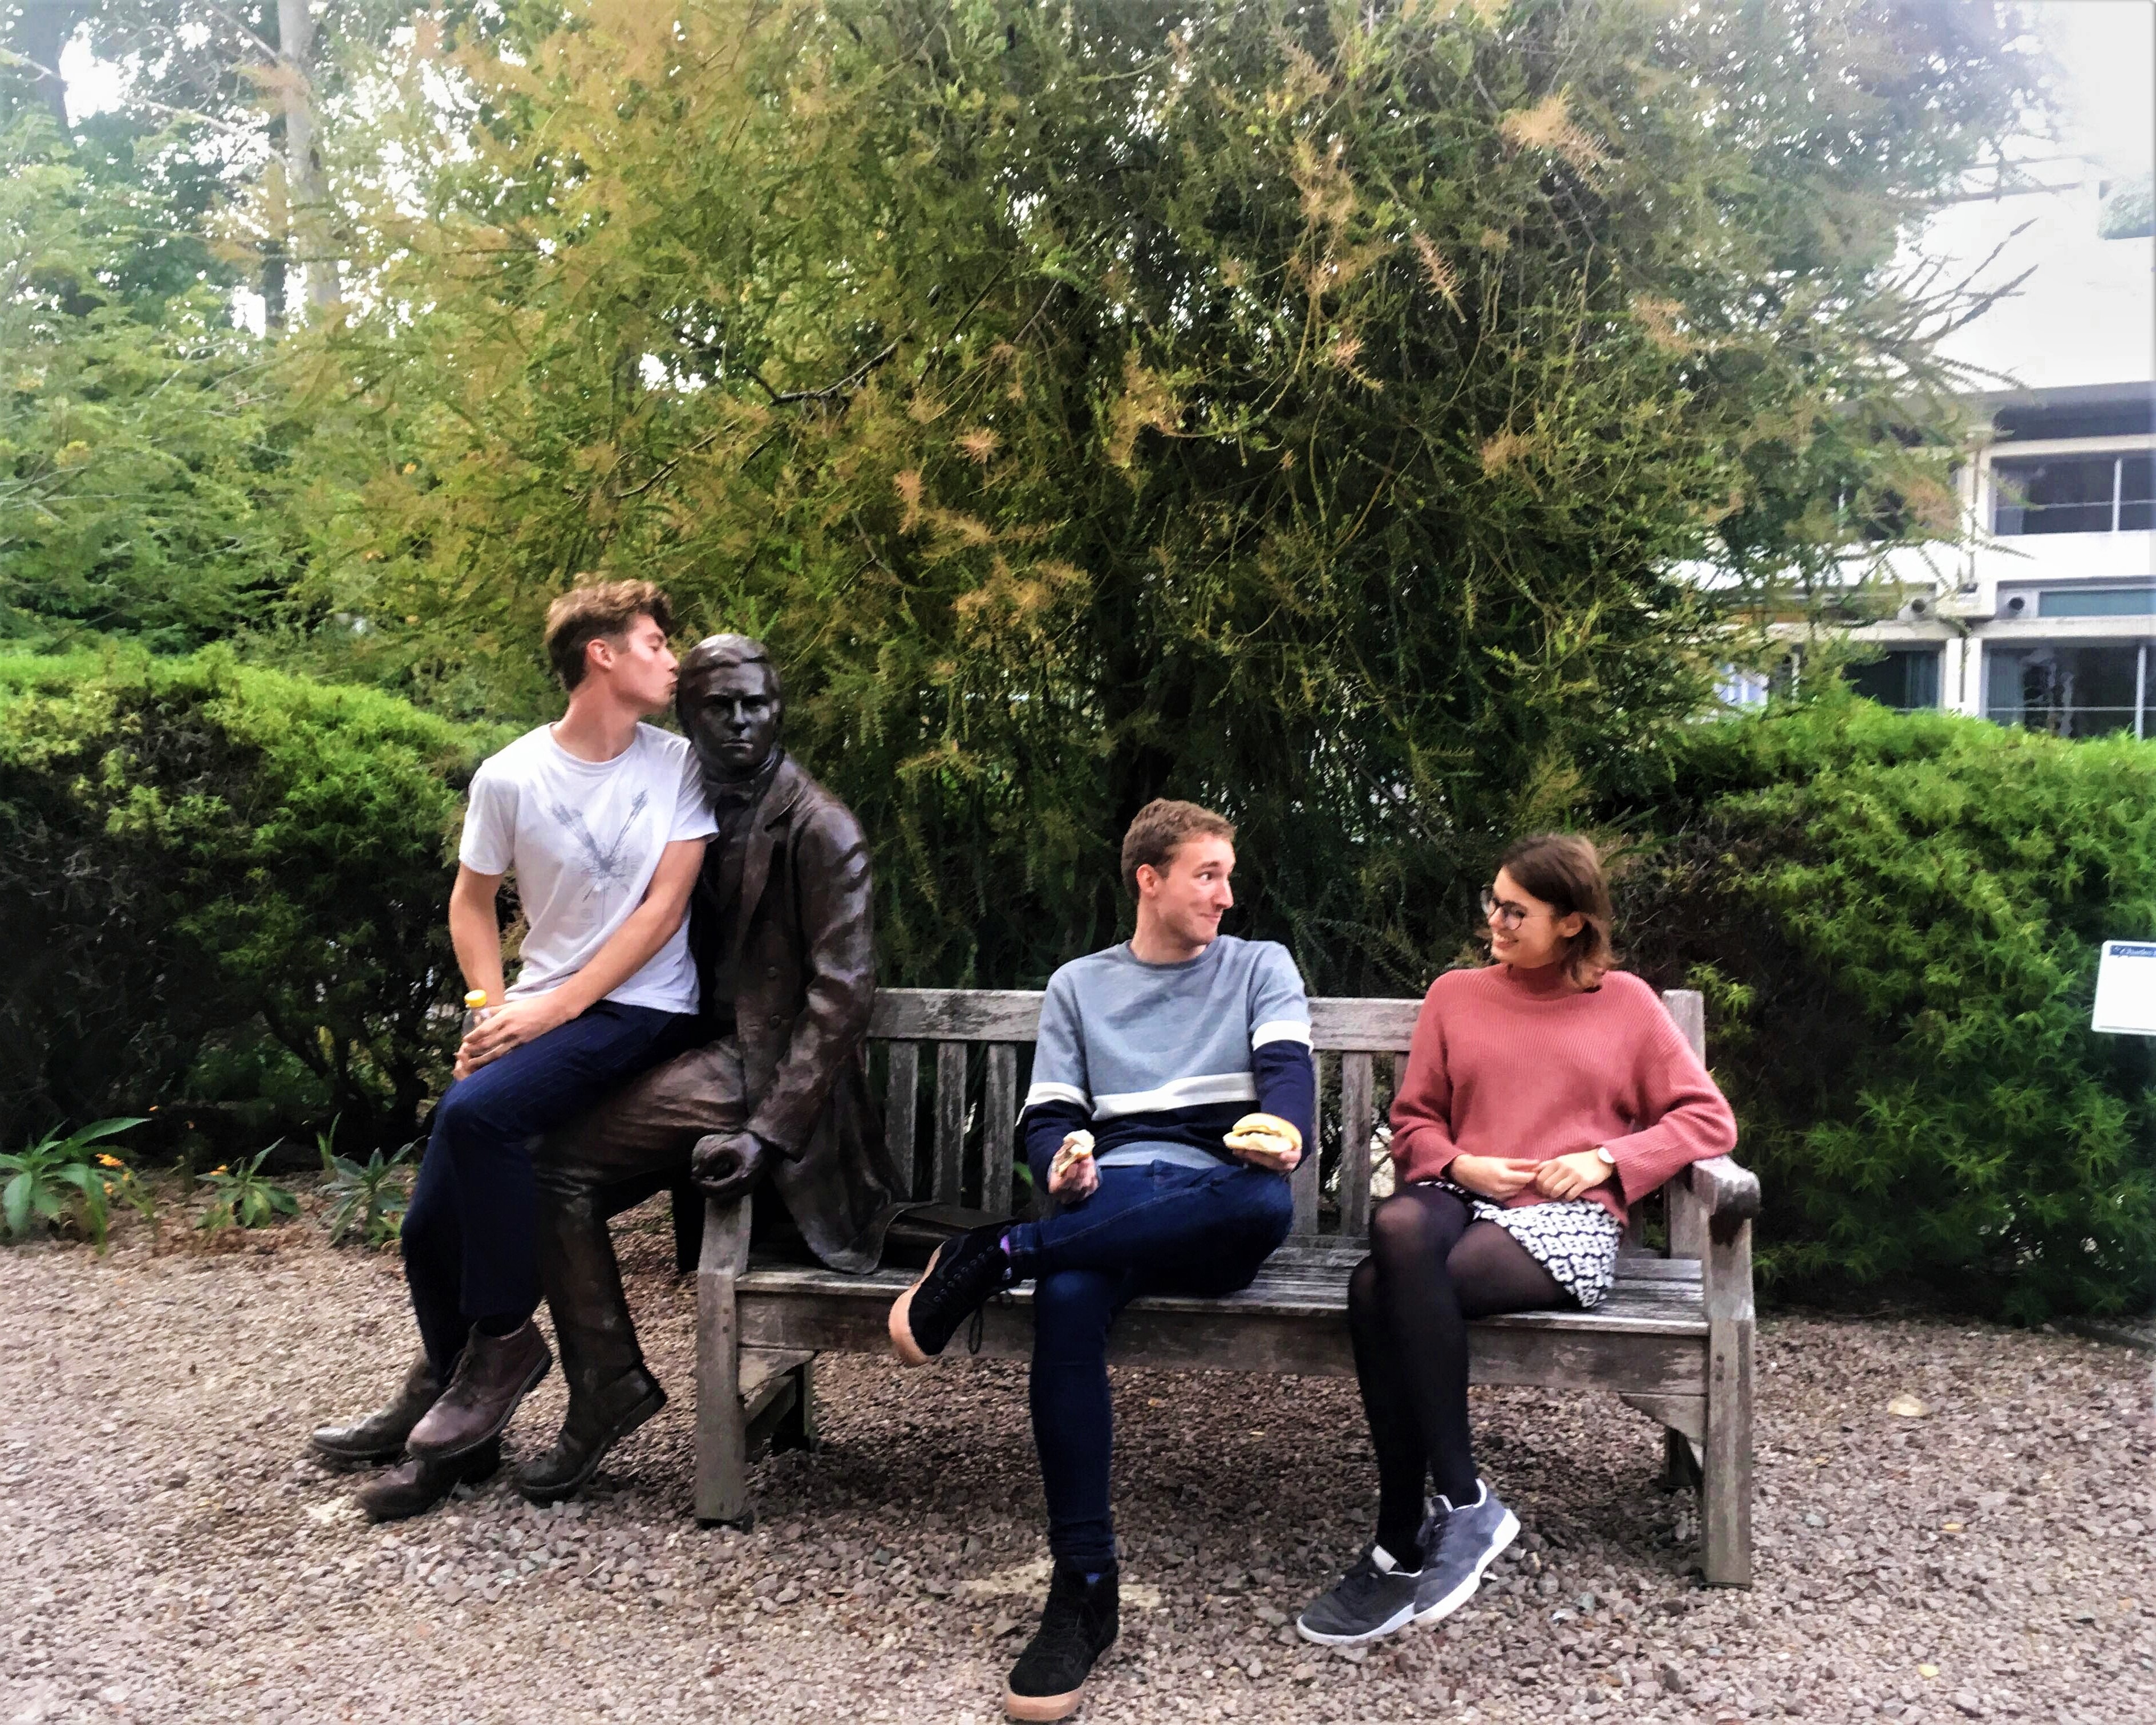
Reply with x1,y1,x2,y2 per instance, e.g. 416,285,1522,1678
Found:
1441,1183,1622,1309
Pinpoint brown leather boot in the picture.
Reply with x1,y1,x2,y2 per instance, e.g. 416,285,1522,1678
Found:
354,1439,502,1522
405,1321,551,1461
311,1354,441,1464
514,1363,667,1505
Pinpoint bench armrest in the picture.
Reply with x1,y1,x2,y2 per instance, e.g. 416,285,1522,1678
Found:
699,1191,754,1277
1684,1155,1760,1222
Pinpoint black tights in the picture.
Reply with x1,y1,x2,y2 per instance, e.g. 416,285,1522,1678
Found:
1348,1185,1570,1565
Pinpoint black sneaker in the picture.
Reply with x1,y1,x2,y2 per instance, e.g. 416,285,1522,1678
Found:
1412,1480,1519,1623
1295,1542,1426,1646
1004,1560,1118,1721
887,1225,1011,1366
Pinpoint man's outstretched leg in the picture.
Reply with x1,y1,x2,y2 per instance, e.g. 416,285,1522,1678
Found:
1004,1266,1126,1722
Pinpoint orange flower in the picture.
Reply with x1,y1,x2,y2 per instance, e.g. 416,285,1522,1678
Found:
208,1165,228,1176
96,1153,124,1168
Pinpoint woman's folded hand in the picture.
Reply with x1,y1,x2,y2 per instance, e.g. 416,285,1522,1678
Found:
1534,1149,1615,1200
1447,1153,1541,1200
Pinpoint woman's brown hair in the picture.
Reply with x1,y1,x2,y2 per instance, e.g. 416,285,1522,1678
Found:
1497,832,1616,989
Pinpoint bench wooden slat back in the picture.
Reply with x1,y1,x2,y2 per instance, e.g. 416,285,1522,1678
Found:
867,986,1705,1242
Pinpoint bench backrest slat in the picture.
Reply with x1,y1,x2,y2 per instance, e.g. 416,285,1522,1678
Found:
884,1040,920,1192
983,1044,1019,1218
934,1041,968,1202
867,986,1705,1241
1336,1050,1377,1237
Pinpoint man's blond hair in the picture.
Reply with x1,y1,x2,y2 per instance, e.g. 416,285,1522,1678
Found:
543,579,674,691
1120,798,1235,899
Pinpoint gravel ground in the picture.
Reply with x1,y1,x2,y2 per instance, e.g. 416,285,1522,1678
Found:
3,1200,2151,1725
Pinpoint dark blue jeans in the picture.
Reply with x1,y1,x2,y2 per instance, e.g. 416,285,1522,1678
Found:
1006,1156,1295,1568
402,1001,700,1376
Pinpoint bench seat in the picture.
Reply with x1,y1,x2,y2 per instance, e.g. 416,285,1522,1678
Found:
735,1247,1708,1396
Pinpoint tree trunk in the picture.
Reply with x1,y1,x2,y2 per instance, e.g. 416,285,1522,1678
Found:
277,0,341,314
11,0,79,129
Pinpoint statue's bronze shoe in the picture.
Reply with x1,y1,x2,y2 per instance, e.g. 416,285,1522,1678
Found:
514,1365,667,1504
310,1354,441,1464
354,1439,502,1523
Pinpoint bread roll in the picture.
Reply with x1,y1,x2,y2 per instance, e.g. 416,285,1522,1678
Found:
1050,1129,1096,1185
1223,1112,1303,1164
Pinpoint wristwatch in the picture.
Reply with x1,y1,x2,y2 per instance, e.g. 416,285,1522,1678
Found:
1593,1146,1615,1167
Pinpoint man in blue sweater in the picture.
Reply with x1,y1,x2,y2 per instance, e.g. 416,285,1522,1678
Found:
887,799,1315,1722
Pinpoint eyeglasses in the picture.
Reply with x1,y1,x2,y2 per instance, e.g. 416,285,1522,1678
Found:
1479,889,1549,931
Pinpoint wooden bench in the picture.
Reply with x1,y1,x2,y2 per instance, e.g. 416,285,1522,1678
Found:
691,987,1760,1585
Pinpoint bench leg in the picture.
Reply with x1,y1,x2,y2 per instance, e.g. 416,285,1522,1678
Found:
694,1196,755,1528
1701,1217,1756,1587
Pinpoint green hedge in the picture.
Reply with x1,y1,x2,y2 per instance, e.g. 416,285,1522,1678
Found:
0,650,507,1160
1613,697,2156,1324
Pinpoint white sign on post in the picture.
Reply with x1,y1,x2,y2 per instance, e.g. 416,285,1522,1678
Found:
2092,941,2156,1037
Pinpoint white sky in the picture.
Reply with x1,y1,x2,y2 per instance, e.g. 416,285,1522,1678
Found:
1920,1,2155,388
2042,0,2156,173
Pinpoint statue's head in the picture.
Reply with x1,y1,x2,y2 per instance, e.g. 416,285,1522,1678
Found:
678,634,784,783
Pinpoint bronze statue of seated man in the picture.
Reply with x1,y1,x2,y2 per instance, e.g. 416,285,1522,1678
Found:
516,633,909,1503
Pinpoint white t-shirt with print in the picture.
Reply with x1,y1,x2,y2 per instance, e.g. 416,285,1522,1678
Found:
457,723,718,1014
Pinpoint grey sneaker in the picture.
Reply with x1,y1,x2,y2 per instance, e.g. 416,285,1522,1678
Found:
1411,1480,1519,1623
1295,1543,1426,1646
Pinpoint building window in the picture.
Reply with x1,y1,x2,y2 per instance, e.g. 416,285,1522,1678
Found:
1991,452,2156,534
1984,642,2151,739
2040,585,2156,617
1847,647,1941,711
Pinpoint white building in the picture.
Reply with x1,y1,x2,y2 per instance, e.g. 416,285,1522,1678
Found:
1831,173,2155,738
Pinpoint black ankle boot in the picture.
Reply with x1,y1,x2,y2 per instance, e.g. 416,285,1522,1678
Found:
310,1354,441,1464
1004,1561,1118,1721
887,1225,1011,1365
514,1364,667,1504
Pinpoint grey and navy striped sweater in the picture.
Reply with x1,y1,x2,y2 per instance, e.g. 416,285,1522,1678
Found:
1018,936,1316,1188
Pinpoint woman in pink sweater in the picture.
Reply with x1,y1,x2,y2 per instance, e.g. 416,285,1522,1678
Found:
1297,834,1736,1648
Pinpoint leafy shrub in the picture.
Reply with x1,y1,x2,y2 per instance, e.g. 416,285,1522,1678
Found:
197,1147,299,1232
0,650,509,1156
0,1116,144,1248
319,1129,414,1248
1612,697,2156,1323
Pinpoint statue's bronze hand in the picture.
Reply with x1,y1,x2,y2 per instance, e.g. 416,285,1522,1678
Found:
692,1131,769,1202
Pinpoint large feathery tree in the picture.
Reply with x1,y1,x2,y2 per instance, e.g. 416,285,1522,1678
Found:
297,0,2044,990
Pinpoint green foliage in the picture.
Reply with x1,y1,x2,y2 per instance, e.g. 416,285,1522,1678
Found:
0,649,509,1153
197,1145,300,1231
1614,697,2156,1323
290,0,2039,991
0,1116,144,1249
0,115,294,649
318,1121,413,1248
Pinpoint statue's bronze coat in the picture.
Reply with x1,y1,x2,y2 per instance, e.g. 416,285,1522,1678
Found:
534,639,906,1406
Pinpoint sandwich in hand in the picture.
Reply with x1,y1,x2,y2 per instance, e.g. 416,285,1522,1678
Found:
1049,1129,1097,1187
1223,1112,1303,1171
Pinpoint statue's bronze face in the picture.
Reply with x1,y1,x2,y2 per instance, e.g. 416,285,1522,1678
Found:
680,654,782,781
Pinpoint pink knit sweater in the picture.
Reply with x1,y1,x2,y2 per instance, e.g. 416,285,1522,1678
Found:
1387,962,1738,1226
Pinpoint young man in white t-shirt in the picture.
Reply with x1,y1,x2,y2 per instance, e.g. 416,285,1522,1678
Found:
311,580,718,1521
